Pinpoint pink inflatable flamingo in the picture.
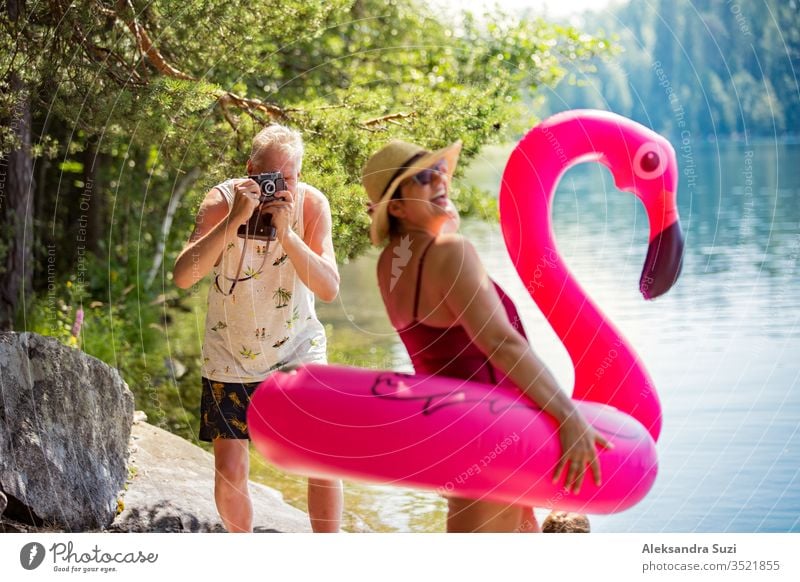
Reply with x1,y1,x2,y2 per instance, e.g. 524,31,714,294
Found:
500,109,683,441
248,110,683,513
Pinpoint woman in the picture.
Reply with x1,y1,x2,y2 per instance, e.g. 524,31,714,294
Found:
362,139,610,533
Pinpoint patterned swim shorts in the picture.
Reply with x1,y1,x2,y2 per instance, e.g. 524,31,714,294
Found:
199,377,261,442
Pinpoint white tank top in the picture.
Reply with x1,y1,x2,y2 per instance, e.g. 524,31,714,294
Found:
201,178,327,382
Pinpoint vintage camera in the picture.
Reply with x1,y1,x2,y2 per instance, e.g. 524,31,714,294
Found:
237,172,287,241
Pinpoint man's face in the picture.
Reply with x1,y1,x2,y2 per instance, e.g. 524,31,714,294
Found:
248,150,300,196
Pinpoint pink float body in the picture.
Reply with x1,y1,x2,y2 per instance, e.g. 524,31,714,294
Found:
250,364,657,513
249,110,682,513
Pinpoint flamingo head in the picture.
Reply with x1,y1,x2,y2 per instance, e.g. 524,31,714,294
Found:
601,123,683,300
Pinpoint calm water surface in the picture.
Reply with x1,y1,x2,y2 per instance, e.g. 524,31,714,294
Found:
255,141,800,532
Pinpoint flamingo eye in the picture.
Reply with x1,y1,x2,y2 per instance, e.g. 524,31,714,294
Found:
640,151,660,173
633,142,668,180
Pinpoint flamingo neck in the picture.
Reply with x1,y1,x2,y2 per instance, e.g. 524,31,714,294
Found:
524,186,630,381
500,120,659,438
509,149,624,369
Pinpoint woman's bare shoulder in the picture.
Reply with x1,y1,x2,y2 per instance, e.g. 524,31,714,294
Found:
429,233,478,264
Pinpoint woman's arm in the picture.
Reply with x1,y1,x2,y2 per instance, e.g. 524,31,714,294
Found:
431,235,611,493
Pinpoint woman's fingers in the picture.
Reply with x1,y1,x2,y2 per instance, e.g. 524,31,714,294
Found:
554,427,613,492
552,456,568,485
564,458,576,491
562,449,601,493
589,451,602,487
587,431,609,487
596,432,614,450
554,455,583,492
575,450,598,493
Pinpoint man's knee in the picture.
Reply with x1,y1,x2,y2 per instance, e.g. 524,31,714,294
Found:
214,441,249,486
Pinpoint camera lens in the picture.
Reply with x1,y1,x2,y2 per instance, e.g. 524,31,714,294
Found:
263,181,276,195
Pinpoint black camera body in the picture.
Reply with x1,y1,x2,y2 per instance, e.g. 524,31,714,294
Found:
237,172,287,241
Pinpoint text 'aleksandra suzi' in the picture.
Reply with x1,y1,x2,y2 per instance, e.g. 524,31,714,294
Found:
642,543,737,554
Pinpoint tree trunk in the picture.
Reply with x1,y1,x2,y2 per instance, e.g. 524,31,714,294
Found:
83,140,107,257
0,74,35,330
145,167,200,289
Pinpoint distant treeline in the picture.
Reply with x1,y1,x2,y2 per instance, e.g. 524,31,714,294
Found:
542,0,799,139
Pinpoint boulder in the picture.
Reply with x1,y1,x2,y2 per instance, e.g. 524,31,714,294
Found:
0,332,134,531
111,419,311,532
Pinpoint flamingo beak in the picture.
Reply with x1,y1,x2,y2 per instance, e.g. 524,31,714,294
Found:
640,219,684,300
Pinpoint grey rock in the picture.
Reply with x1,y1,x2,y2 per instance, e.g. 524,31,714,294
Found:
164,357,187,379
0,490,6,516
111,421,310,532
0,332,134,531
0,420,311,533
0,518,26,533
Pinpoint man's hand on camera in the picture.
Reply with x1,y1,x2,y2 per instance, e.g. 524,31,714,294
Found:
231,179,261,226
261,189,295,242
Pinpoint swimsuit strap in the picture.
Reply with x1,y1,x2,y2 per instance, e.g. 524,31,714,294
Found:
412,239,437,322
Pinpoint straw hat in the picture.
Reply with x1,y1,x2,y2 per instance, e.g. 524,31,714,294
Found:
362,139,462,245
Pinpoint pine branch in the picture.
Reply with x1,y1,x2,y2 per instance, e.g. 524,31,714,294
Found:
216,91,286,125
217,97,240,132
120,0,195,81
360,111,417,131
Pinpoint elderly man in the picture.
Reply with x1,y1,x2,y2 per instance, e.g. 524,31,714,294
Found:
174,124,342,532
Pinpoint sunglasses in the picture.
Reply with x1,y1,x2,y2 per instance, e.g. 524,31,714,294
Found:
409,159,448,186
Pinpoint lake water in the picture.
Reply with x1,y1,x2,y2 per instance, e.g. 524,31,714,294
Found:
257,140,800,532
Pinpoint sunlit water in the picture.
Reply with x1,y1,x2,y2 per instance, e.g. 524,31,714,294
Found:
256,141,800,532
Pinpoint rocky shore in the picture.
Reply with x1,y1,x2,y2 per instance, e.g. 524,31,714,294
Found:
0,332,310,533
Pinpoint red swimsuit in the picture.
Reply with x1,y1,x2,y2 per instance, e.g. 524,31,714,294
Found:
394,240,527,387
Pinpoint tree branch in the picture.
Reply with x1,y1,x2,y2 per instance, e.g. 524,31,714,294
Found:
119,0,195,80
146,166,201,289
216,91,286,125
217,97,240,132
360,111,416,131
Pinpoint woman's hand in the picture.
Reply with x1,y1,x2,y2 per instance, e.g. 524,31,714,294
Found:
553,410,613,494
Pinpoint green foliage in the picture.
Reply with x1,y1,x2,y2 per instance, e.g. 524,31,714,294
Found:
22,235,207,439
325,323,396,369
452,184,499,222
4,0,609,269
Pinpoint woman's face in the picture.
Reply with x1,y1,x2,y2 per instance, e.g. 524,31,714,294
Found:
388,159,459,234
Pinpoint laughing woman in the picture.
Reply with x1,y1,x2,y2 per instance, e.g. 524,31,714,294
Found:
362,139,610,533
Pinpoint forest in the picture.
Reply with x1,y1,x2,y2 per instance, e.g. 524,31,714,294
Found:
543,0,799,138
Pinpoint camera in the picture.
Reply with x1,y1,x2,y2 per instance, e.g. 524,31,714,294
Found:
237,172,287,241
251,172,287,203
